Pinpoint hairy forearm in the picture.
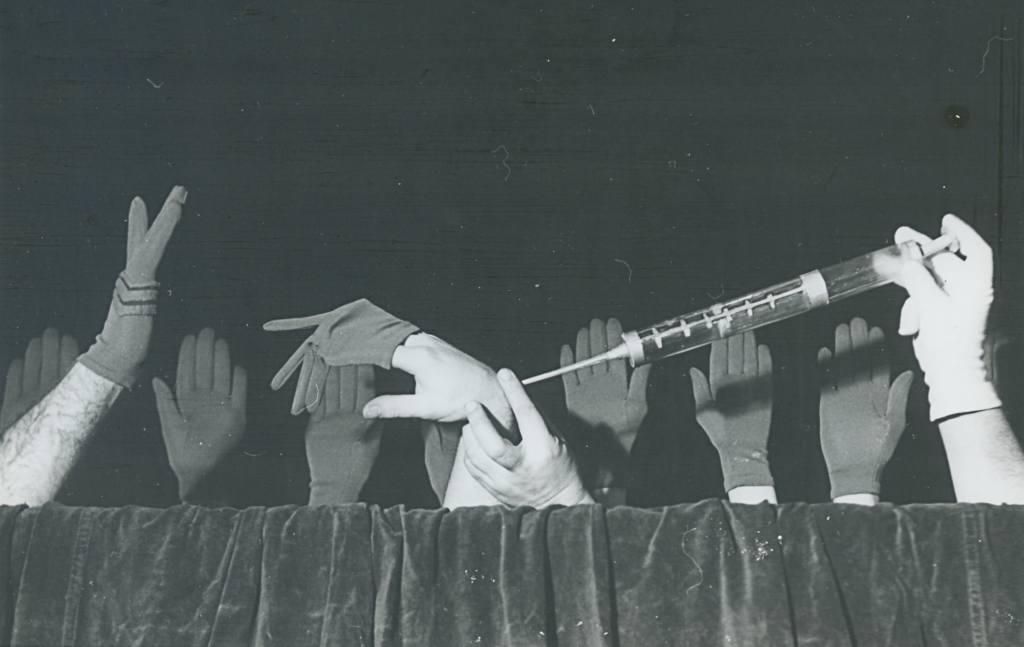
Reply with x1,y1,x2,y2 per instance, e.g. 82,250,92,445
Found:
0,363,122,505
938,408,1024,504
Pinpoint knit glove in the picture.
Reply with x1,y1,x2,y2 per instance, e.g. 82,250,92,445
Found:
690,331,774,491
818,318,913,499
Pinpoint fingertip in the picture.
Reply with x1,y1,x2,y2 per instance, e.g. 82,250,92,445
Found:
498,368,516,382
817,347,832,364
559,345,574,368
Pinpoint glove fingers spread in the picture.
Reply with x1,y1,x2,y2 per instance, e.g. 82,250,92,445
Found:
125,186,186,282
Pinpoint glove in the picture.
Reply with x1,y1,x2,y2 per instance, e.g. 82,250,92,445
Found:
305,365,383,505
421,420,461,503
895,214,1001,421
818,318,913,499
78,186,187,388
690,331,774,491
561,318,651,489
153,328,247,501
1,328,78,431
263,299,419,415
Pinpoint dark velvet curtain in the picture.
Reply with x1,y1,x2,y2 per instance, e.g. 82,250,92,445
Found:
1,502,1021,646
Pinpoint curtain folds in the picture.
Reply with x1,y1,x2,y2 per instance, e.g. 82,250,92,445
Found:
0,502,1020,646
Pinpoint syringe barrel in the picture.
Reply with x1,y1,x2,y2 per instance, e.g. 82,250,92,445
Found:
621,241,928,366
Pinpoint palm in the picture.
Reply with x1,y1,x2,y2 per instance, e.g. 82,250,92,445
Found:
154,329,247,500
562,318,650,453
168,392,245,477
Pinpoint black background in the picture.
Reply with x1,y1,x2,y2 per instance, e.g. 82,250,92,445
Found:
1,1,1022,509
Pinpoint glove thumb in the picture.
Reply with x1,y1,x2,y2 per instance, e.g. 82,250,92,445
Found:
152,377,182,446
885,370,914,433
689,367,713,410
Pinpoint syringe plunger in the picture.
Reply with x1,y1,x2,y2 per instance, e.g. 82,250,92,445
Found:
523,234,956,386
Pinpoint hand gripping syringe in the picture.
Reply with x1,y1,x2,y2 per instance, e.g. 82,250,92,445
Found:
523,234,958,386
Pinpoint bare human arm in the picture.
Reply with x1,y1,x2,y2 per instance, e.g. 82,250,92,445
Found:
0,364,121,505
0,186,185,506
896,215,1024,503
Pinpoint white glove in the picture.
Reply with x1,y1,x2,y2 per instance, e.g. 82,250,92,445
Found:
895,214,1000,421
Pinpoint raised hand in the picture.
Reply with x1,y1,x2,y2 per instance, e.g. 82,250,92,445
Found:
305,365,383,505
895,215,1000,421
1,328,79,432
153,328,247,502
263,299,419,415
461,369,592,508
689,331,775,494
819,318,913,502
78,186,186,388
561,318,651,491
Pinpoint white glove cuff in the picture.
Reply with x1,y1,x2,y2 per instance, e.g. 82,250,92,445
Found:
926,370,1001,422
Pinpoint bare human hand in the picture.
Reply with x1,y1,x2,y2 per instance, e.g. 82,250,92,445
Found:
461,369,592,508
153,328,247,502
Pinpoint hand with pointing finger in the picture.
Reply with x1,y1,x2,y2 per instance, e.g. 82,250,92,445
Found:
461,369,592,508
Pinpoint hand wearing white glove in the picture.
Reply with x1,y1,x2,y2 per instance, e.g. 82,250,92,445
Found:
895,214,1000,421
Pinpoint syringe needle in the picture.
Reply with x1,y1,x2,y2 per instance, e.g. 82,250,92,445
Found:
522,344,631,386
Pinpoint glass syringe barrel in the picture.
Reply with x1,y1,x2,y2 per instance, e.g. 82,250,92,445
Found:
619,238,948,367
521,235,956,385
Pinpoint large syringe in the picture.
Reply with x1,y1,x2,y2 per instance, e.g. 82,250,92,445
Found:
523,234,958,385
